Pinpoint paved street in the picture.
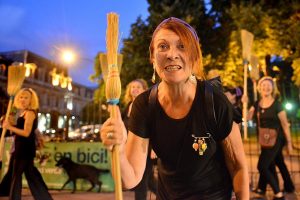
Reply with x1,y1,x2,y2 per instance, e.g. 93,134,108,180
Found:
0,190,142,200
0,188,298,200
0,138,299,200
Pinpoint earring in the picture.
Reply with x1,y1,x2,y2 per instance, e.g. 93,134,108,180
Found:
189,74,196,84
152,65,156,83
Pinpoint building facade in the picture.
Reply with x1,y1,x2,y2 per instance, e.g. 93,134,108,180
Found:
0,50,95,139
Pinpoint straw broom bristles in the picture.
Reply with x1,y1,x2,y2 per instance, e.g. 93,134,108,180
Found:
106,13,121,101
0,65,26,179
105,12,123,200
99,53,123,84
241,29,254,62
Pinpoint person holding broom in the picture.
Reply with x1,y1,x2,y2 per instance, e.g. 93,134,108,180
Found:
243,76,294,200
101,17,249,199
2,88,53,200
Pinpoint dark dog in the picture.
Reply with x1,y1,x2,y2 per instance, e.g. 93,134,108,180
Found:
55,157,110,193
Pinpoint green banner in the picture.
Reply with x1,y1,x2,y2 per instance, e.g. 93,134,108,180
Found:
2,142,114,192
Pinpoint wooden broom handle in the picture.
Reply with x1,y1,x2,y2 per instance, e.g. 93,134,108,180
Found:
243,61,248,140
110,105,122,200
0,98,13,162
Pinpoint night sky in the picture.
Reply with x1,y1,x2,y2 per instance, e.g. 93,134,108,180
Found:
0,0,149,87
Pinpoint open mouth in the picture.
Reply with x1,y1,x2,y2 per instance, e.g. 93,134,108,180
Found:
165,65,182,71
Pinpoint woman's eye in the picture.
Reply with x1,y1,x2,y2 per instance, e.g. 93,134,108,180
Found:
158,43,168,50
178,44,185,49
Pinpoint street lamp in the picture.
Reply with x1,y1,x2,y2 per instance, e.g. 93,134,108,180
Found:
60,49,76,140
61,50,76,64
49,49,76,141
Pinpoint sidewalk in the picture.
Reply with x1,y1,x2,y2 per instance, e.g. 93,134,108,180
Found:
0,139,298,200
0,187,297,200
0,190,154,200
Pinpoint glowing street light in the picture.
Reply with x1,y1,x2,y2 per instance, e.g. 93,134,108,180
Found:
24,63,37,77
61,50,76,64
285,102,293,111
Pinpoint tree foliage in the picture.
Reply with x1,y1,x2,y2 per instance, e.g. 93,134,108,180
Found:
90,0,300,101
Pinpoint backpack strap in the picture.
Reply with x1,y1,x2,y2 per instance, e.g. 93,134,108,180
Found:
149,81,219,124
204,76,223,128
204,81,217,126
149,84,158,110
148,80,219,134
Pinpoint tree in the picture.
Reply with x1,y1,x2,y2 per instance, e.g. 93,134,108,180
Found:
121,17,152,87
214,1,299,88
292,58,300,87
220,31,244,87
94,0,300,95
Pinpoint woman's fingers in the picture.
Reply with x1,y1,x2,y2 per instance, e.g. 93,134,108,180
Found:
2,120,9,129
100,117,126,151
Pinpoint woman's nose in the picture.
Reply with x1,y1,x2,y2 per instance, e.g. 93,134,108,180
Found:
166,47,179,60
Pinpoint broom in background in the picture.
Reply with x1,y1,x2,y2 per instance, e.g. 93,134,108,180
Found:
241,29,254,141
105,12,123,200
241,29,254,191
0,64,26,179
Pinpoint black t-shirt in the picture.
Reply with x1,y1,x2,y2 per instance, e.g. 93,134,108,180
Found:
129,80,241,199
254,99,285,139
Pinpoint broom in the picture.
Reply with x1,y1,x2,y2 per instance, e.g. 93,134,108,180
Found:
0,65,26,178
99,53,123,83
241,29,254,141
250,55,259,102
105,12,123,200
241,29,254,190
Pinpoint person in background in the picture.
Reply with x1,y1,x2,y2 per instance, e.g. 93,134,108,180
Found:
224,86,243,130
223,86,243,116
122,79,157,200
3,88,53,200
244,76,294,200
101,17,249,199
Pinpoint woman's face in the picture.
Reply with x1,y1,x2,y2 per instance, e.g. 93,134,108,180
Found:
152,28,192,84
260,80,273,97
130,81,145,99
18,91,32,110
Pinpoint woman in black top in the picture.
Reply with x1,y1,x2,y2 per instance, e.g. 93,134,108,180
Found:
3,88,52,200
101,17,249,200
122,79,148,129
246,76,294,200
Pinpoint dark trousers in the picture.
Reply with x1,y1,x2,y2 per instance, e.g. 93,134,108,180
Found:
257,138,286,194
257,145,295,192
0,154,14,196
257,162,278,192
133,158,157,200
10,158,53,200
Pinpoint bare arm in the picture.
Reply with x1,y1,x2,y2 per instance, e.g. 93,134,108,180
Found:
241,95,255,120
221,122,249,200
3,111,35,137
100,108,148,189
121,132,149,188
247,106,255,120
278,110,293,154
